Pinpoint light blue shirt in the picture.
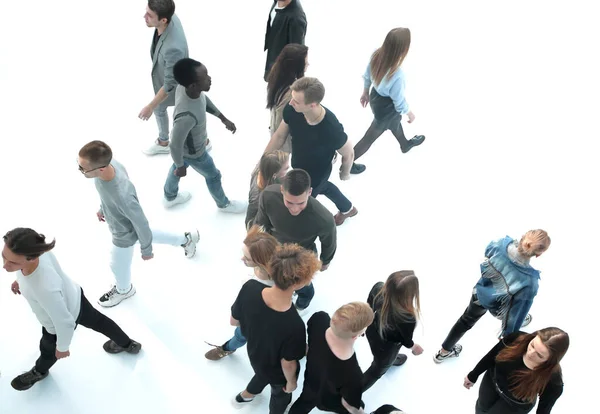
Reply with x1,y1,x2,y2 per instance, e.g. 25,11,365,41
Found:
363,61,410,115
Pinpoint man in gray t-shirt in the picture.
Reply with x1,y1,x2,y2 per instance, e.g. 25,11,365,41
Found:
78,140,200,308
163,57,246,214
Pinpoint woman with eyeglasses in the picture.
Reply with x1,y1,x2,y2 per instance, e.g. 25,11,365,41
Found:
204,225,280,361
464,327,569,413
2,228,141,391
362,271,423,391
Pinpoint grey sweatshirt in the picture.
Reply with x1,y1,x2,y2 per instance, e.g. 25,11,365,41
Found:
170,85,221,167
95,160,153,256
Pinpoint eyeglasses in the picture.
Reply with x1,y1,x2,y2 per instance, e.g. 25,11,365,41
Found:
78,163,107,174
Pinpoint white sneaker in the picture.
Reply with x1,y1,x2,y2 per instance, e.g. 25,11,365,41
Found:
205,140,213,152
182,229,200,258
98,285,136,308
521,313,533,327
143,140,170,155
219,200,247,214
164,191,192,209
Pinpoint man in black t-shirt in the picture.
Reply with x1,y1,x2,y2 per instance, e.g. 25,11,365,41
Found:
264,77,358,226
289,302,374,414
231,244,321,414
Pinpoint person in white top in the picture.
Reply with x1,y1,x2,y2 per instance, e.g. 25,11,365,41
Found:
204,225,278,361
2,228,142,391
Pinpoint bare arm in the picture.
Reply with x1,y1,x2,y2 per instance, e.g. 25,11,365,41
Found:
230,315,240,326
341,397,365,414
281,359,298,390
264,121,290,154
337,140,355,177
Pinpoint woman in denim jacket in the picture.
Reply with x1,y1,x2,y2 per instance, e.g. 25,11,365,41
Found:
434,230,551,363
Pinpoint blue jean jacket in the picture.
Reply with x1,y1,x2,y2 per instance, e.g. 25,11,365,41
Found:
475,236,541,337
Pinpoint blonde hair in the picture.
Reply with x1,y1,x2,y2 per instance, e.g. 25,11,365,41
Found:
518,229,551,257
290,77,325,104
331,302,374,339
370,27,411,86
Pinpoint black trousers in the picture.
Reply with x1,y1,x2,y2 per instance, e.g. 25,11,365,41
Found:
35,288,131,374
476,371,534,413
353,89,410,161
362,323,402,392
441,292,488,351
311,180,352,213
246,370,298,414
289,384,354,414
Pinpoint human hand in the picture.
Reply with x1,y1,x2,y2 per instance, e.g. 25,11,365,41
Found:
339,171,350,181
222,118,237,133
142,254,154,261
341,398,365,414
11,281,21,295
56,350,71,359
407,111,415,123
464,376,475,389
97,211,105,222
411,343,424,355
320,263,329,272
360,92,369,108
174,166,187,177
283,381,297,393
138,105,154,121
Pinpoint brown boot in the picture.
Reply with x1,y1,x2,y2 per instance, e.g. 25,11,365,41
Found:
204,342,235,361
334,207,358,226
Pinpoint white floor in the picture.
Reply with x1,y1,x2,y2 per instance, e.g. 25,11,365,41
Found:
1,1,598,413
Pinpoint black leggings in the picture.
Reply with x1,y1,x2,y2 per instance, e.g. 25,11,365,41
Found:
476,371,534,413
441,292,488,351
35,288,131,374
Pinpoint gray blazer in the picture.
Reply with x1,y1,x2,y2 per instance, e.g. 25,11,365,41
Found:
151,14,189,106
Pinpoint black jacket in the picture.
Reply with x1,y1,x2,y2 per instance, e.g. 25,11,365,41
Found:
264,0,307,80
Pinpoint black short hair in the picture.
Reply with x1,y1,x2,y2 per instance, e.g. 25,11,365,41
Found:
282,169,311,196
173,58,203,87
148,0,176,23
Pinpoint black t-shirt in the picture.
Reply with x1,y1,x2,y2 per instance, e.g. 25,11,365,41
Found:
231,280,307,384
367,282,416,347
151,30,161,57
283,104,348,187
302,311,364,412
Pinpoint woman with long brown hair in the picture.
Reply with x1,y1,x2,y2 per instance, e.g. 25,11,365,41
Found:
266,43,309,153
464,328,569,413
245,150,290,229
351,27,425,175
362,271,424,391
204,225,280,361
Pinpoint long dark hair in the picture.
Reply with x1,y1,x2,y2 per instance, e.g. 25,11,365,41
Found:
375,271,421,338
266,43,308,109
3,228,56,260
496,328,569,402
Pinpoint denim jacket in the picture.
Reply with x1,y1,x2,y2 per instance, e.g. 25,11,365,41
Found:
475,236,541,337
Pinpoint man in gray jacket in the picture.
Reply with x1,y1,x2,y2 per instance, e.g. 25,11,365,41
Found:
78,141,200,307
139,0,189,156
163,58,246,214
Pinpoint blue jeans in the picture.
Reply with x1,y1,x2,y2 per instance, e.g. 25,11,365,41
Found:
154,102,170,142
223,326,247,352
164,152,230,208
295,282,315,310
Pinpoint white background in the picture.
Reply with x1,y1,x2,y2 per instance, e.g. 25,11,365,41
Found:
0,0,598,413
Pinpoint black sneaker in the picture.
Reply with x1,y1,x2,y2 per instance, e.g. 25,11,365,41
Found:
11,368,49,391
401,135,426,153
103,340,142,354
392,353,408,366
350,163,366,174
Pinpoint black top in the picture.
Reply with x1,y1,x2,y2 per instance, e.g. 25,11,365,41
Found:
151,30,161,57
231,280,306,384
254,184,337,265
301,311,364,412
468,332,564,414
367,282,416,347
283,105,348,188
264,0,307,77
372,405,403,414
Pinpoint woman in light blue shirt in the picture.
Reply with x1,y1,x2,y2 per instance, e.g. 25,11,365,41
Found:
351,28,425,175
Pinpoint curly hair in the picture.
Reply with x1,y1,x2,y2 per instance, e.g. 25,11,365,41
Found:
269,244,321,290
